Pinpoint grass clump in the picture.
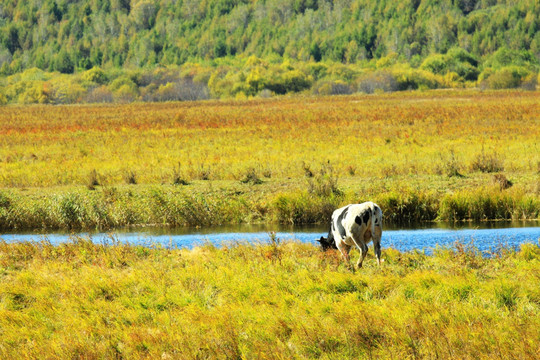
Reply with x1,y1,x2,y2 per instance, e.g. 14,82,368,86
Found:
306,161,342,197
172,163,190,186
123,169,137,185
86,169,100,190
0,240,538,359
492,173,513,190
437,151,464,178
239,168,263,185
470,150,504,173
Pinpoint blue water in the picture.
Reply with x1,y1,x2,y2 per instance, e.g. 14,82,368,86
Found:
1,225,539,255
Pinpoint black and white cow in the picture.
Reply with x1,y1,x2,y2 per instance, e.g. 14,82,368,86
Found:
318,202,383,268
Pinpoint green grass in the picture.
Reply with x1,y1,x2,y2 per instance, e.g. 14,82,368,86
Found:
0,239,539,358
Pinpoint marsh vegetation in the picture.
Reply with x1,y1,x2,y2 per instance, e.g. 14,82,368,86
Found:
0,90,538,231
0,239,538,359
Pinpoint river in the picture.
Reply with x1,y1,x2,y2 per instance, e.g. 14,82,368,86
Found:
1,221,539,255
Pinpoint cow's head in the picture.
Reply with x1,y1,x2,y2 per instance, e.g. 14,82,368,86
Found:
317,236,337,251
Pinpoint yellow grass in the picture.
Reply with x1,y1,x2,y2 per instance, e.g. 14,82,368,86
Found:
1,90,538,188
0,239,539,359
0,90,538,230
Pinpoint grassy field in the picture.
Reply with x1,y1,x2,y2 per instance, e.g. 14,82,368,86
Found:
1,91,539,359
0,90,539,230
0,239,539,359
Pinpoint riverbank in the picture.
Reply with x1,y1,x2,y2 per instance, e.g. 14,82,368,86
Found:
0,240,538,358
0,176,538,231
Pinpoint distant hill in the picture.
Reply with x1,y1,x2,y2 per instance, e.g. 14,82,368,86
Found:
0,0,539,104
1,0,539,73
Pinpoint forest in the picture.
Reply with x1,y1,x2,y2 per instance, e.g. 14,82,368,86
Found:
0,0,539,103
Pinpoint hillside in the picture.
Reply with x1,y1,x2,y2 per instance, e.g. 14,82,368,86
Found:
0,0,539,103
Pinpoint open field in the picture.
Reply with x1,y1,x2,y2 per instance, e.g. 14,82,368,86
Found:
0,90,539,230
0,239,539,359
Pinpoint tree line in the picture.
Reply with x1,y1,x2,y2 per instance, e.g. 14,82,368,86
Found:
0,0,539,104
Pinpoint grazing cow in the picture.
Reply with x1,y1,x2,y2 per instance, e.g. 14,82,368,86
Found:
318,202,383,269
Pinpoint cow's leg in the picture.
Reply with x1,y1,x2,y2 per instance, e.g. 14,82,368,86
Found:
373,224,383,266
356,242,369,268
336,242,353,271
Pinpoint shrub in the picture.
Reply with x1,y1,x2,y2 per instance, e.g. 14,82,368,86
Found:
267,70,312,94
437,151,464,178
84,86,113,103
421,54,447,74
484,66,531,90
0,191,12,209
306,162,342,197
492,174,512,190
19,67,49,82
272,193,338,225
314,80,353,95
18,82,50,104
172,164,189,186
87,170,100,190
240,168,263,185
376,190,438,224
110,76,138,92
392,66,443,90
48,78,86,104
82,67,108,85
495,283,519,310
421,49,479,81
57,193,87,229
470,151,504,173
520,73,538,91
438,188,518,221
114,84,138,103
123,170,137,185
484,47,538,69
357,71,399,94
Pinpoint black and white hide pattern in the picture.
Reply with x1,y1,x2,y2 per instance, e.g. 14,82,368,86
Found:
318,202,383,268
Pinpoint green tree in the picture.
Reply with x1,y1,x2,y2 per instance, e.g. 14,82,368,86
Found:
53,49,74,74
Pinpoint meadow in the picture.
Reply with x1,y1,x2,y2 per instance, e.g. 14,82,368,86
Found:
0,238,539,359
0,90,539,230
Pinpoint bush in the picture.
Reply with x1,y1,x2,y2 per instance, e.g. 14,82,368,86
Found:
484,47,538,69
421,54,447,74
376,190,438,224
84,86,113,103
492,174,512,190
82,67,108,85
484,66,531,90
391,65,443,90
306,162,342,197
114,84,138,103
267,70,313,94
357,71,399,94
520,73,538,91
314,80,353,95
421,49,479,81
48,78,86,104
438,189,516,222
470,151,504,173
17,82,50,104
239,168,263,185
272,192,339,225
